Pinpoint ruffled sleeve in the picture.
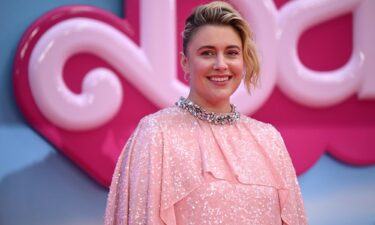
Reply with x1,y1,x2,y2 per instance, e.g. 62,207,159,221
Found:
271,126,308,225
104,116,165,225
104,108,308,225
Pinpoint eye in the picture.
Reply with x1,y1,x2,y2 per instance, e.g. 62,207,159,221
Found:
200,50,215,56
226,50,240,56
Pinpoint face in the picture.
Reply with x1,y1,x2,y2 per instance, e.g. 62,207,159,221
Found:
181,25,244,112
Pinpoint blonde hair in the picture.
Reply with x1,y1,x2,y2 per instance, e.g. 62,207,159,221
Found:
182,1,260,92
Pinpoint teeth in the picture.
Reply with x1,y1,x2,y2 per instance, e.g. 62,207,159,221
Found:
209,77,229,82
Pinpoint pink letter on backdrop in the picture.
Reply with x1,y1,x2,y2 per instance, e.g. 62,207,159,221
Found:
13,0,375,187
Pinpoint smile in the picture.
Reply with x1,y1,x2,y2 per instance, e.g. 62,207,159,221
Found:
208,76,232,82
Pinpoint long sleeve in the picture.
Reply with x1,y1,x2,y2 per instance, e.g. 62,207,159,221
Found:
272,128,308,225
104,117,165,225
104,107,309,225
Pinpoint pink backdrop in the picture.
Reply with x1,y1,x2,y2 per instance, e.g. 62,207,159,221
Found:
13,0,375,187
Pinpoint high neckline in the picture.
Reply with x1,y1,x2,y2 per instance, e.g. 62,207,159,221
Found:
175,97,240,125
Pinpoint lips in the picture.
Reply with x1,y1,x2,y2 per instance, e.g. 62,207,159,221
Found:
208,75,232,82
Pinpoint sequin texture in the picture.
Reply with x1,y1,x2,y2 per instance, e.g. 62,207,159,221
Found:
104,106,308,225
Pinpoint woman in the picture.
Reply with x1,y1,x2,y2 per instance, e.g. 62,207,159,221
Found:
105,1,307,224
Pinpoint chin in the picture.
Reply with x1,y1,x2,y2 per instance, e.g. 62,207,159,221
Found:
209,90,235,102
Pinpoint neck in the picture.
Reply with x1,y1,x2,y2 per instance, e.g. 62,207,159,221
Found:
187,93,231,113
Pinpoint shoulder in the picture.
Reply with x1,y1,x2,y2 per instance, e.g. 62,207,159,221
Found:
141,106,184,122
138,106,188,130
240,115,279,136
240,115,286,153
125,107,181,148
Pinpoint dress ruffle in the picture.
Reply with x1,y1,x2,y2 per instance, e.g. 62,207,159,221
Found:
105,107,307,225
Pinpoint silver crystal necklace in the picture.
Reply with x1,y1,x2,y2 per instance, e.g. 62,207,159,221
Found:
175,97,240,125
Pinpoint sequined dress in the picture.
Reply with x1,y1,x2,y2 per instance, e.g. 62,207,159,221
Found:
104,106,307,225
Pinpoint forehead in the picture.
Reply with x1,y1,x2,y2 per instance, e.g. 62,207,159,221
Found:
188,25,242,50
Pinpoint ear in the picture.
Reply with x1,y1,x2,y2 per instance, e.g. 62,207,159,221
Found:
180,52,189,74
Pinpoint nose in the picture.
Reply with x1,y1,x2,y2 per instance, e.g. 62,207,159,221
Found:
213,54,228,71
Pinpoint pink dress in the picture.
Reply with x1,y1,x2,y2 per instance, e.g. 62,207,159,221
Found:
104,106,307,225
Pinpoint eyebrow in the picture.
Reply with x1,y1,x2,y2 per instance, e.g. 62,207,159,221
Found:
196,45,241,51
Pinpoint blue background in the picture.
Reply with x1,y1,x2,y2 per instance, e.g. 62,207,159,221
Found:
1,1,374,224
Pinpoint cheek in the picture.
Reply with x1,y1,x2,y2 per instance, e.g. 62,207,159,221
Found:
231,61,245,77
190,60,211,76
